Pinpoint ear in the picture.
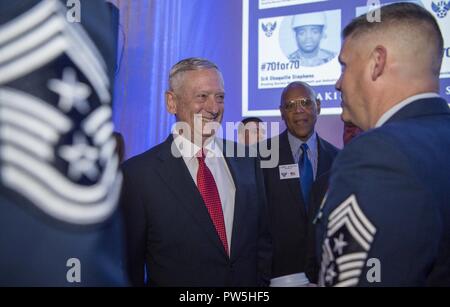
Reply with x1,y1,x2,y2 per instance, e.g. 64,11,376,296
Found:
316,98,321,115
371,45,387,81
165,91,177,115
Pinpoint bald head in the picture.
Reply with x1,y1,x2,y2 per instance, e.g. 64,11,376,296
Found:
343,3,443,78
280,81,320,141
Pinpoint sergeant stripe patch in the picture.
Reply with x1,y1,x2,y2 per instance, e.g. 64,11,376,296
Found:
0,0,121,225
319,194,377,287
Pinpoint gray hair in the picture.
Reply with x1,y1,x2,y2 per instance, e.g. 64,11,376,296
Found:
168,57,222,92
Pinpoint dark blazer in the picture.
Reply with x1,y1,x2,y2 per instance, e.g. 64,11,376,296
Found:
305,170,331,283
262,130,339,280
120,136,272,286
317,97,450,286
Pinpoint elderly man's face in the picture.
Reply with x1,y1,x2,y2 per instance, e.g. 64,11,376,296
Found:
167,68,225,143
295,25,324,53
335,37,367,129
280,85,320,141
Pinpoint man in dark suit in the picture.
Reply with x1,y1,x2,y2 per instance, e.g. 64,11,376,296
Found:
121,58,272,286
262,81,338,286
317,2,450,286
0,0,127,286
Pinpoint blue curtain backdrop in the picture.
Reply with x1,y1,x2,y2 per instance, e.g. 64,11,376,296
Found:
111,0,245,159
112,0,180,159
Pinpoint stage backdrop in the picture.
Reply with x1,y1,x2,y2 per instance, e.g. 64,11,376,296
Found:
112,0,450,159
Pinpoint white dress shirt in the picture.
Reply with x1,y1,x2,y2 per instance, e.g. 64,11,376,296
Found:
288,131,318,180
173,133,236,253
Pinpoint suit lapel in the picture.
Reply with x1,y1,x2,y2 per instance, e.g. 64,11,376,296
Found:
316,134,334,179
155,136,228,257
311,135,334,219
217,140,248,260
226,157,247,261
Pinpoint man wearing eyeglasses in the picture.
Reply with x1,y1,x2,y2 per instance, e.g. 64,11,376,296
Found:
262,81,339,286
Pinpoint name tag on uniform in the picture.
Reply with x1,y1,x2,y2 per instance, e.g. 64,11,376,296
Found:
279,164,299,180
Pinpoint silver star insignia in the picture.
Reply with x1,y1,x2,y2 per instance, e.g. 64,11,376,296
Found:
325,263,337,284
333,233,348,255
48,67,91,114
59,133,99,181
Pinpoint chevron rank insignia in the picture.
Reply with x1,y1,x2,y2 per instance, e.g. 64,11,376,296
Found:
319,194,377,287
0,0,121,225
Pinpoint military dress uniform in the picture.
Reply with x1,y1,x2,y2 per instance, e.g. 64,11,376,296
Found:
0,0,127,286
316,95,450,287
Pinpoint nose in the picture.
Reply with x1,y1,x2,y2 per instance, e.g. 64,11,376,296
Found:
335,74,342,91
294,102,305,113
205,95,220,117
305,31,312,40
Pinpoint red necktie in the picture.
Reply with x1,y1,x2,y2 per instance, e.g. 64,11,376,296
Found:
197,149,229,255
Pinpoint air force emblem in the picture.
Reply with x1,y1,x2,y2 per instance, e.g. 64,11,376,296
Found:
319,194,377,287
432,1,450,18
0,0,121,225
262,22,277,37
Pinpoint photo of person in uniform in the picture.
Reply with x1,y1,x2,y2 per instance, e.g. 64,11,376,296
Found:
288,11,336,67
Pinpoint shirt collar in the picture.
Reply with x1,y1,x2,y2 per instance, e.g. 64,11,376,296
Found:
375,92,440,128
287,130,317,162
172,130,223,161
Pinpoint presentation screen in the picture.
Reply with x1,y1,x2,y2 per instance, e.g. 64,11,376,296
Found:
242,0,450,117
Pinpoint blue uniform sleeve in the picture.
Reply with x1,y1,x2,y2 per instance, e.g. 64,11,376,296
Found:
0,0,128,286
120,161,148,286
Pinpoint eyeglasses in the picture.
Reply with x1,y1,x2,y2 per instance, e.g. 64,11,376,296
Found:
283,98,315,112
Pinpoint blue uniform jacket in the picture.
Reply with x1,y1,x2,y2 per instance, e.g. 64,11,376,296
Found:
317,97,450,286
